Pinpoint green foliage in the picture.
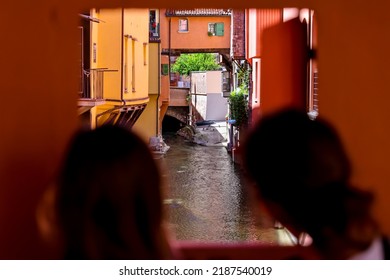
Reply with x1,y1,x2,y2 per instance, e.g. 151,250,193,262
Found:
228,63,250,129
228,86,248,129
185,93,191,103
171,53,220,76
237,66,250,91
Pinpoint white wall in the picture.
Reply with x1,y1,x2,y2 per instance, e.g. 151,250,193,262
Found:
206,93,228,120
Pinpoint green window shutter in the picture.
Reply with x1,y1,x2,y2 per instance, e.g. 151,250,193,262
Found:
161,64,169,75
215,23,224,36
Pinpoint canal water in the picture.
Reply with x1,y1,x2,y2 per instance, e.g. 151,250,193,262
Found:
155,130,291,244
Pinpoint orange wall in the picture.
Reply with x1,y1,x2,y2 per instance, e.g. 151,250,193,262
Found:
160,9,230,50
260,18,307,116
246,9,283,124
0,5,79,258
246,9,282,60
314,3,390,233
160,55,170,104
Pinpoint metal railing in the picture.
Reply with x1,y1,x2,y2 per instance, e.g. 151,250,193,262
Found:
79,68,117,99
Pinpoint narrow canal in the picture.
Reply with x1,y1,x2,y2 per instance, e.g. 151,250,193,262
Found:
155,129,288,244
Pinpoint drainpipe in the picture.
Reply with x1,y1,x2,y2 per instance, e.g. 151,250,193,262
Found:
156,43,161,136
168,17,171,98
120,8,126,106
308,9,313,112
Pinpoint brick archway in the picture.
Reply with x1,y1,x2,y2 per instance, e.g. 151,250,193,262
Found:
165,106,189,124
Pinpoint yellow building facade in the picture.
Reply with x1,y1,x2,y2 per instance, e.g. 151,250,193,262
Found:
133,42,161,141
78,8,159,142
94,8,149,125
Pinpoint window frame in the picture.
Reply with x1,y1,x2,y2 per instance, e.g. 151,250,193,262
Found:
208,22,224,36
131,39,136,92
208,23,215,36
178,18,189,32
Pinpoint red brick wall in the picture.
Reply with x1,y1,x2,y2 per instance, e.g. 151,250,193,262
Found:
232,9,245,59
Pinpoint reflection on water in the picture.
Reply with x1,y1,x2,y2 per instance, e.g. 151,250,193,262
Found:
155,133,282,244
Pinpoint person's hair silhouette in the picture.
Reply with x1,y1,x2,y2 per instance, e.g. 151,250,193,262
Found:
55,125,171,259
243,109,381,259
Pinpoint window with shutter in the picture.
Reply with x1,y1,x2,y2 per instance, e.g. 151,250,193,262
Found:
178,18,188,32
208,23,216,35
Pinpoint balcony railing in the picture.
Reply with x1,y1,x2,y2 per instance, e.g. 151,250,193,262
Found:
79,68,117,100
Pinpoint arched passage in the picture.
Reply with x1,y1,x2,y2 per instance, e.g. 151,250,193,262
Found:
162,115,186,133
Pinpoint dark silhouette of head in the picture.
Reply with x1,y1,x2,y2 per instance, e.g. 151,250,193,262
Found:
55,125,170,259
243,109,377,258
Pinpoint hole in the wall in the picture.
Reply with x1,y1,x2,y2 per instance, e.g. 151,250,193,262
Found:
74,7,319,246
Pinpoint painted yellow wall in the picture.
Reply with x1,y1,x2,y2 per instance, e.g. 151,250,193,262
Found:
90,9,99,70
123,8,150,102
2,0,390,258
133,95,159,142
149,43,160,94
92,8,149,103
133,43,160,141
91,8,150,128
96,9,122,100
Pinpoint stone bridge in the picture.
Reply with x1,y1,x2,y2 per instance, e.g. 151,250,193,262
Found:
164,87,190,124
165,106,189,124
